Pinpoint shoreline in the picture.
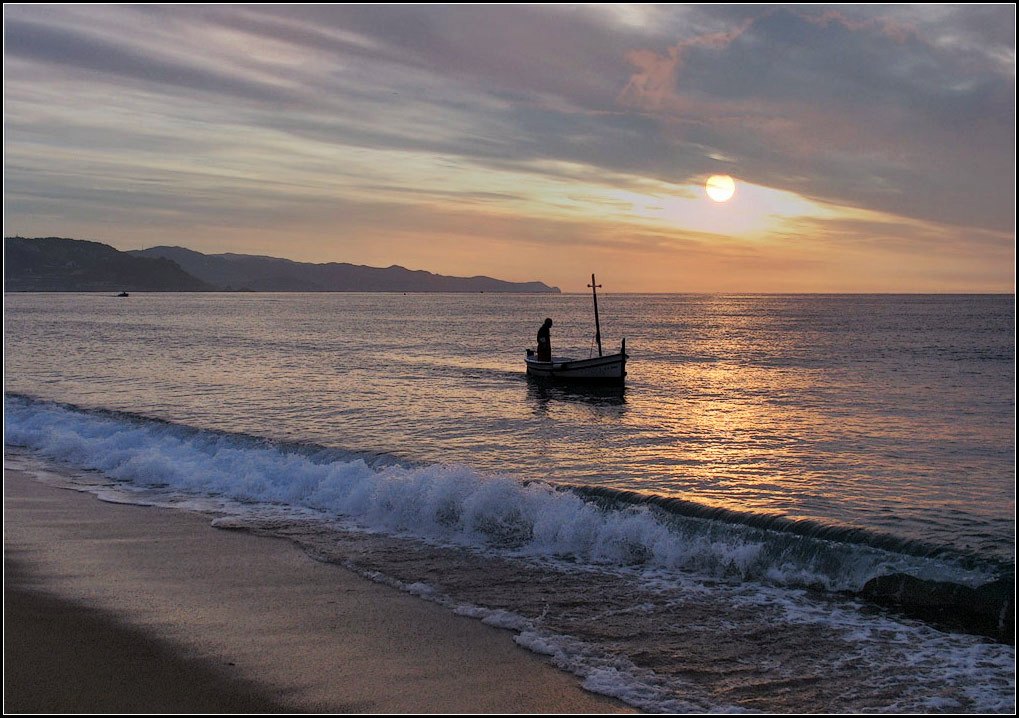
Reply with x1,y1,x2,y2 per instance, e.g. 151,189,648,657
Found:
3,465,632,713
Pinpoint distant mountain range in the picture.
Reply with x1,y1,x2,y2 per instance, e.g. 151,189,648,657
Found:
130,245,561,292
5,236,211,292
4,237,560,293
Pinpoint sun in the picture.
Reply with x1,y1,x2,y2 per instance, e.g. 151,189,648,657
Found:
705,175,736,202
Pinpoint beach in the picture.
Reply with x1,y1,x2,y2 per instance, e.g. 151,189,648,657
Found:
4,466,631,713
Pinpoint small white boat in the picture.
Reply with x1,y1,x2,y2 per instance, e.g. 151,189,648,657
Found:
525,346,627,384
525,274,628,385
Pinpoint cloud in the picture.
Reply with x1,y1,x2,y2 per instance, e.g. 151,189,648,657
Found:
4,17,303,106
3,4,1013,291
616,5,1015,232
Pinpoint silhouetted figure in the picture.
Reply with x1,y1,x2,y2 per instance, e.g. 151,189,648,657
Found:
536,318,553,361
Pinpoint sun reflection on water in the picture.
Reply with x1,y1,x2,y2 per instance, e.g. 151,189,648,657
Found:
4,291,1013,559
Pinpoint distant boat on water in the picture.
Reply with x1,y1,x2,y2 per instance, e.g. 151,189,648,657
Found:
525,274,628,385
116,291,130,297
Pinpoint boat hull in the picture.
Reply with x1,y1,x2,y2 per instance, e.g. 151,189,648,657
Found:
524,351,627,385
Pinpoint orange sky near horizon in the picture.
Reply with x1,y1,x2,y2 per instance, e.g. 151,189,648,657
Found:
3,5,1014,293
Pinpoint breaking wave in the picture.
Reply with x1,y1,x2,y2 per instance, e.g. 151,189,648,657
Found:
4,394,1004,592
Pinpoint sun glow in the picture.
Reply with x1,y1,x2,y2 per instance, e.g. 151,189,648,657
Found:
706,175,736,202
598,175,841,241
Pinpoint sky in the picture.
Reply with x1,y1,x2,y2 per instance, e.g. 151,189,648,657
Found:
3,4,1015,292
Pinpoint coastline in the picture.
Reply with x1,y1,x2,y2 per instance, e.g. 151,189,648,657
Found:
3,465,632,713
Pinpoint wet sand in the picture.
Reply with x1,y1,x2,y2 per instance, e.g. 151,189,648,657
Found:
4,466,632,713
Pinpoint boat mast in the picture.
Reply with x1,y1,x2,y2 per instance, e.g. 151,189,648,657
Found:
588,273,603,357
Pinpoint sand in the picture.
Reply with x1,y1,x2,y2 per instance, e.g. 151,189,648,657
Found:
4,466,632,713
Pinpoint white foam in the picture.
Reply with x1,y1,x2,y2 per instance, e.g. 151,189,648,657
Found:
404,582,436,597
94,490,154,506
453,605,531,631
397,589,709,712
513,630,725,713
2,397,996,591
8,402,1012,714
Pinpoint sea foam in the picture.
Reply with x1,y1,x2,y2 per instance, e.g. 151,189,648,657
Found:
3,395,995,591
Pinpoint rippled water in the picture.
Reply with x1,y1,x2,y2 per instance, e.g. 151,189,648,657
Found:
4,291,1015,712
5,292,1014,559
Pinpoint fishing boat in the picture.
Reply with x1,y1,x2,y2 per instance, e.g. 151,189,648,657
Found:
525,274,628,385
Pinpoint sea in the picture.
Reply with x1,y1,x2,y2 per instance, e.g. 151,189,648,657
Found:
3,292,1015,712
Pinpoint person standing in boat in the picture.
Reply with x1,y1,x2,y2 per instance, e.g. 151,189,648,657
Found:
536,318,553,361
